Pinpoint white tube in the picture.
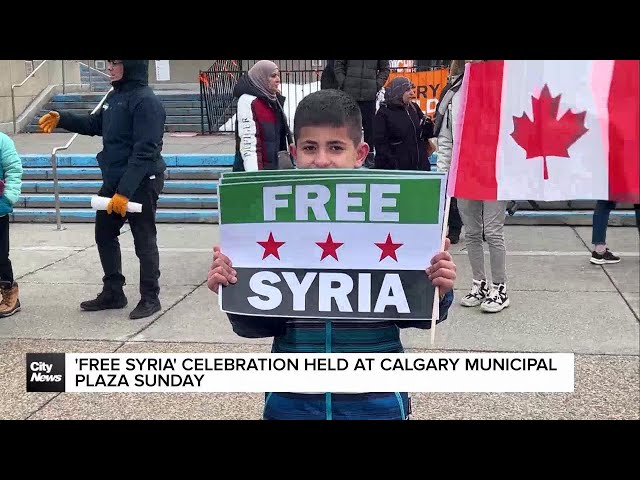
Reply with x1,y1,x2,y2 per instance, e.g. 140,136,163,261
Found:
91,196,143,213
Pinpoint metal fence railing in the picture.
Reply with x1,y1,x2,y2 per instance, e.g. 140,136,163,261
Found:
199,60,326,134
198,60,450,135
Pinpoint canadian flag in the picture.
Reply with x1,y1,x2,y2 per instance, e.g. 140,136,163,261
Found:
447,60,639,203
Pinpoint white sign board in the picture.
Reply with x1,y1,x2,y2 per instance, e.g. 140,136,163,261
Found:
155,60,170,81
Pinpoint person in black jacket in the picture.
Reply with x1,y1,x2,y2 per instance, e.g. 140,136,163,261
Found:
39,60,167,320
334,60,390,167
320,60,339,90
373,76,431,171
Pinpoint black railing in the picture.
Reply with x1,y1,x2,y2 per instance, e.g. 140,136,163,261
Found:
199,60,325,134
198,60,449,134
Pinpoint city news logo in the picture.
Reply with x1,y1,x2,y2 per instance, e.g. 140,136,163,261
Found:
26,353,65,392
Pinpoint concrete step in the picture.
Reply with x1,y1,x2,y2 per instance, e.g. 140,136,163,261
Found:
24,124,205,134
29,107,204,124
22,166,230,180
165,115,203,124
504,210,636,226
15,193,218,209
11,208,219,223
21,180,218,194
51,93,201,102
164,124,203,132
20,154,234,168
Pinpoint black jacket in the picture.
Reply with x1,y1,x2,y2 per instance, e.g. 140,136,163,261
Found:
232,74,291,172
58,60,167,198
334,60,390,101
373,102,430,171
320,60,339,90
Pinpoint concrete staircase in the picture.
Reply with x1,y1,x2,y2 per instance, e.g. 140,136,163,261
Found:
79,64,112,92
11,154,233,223
24,92,204,134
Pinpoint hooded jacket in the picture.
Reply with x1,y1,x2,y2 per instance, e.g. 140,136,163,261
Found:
232,74,290,172
0,132,23,216
373,78,430,171
58,60,167,198
435,73,463,173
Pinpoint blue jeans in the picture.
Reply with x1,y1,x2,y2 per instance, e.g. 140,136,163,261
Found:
592,201,640,245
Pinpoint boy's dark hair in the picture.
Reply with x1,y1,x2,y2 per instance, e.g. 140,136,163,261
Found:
293,89,363,147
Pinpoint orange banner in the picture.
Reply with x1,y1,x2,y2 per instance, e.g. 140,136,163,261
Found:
385,68,449,117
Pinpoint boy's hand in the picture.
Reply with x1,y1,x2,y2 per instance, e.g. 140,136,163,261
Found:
207,246,237,294
426,238,456,295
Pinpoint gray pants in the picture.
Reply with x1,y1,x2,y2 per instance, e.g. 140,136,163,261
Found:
457,199,507,285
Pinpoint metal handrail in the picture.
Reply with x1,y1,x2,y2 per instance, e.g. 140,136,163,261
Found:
50,87,113,230
12,60,112,133
61,61,110,94
11,60,49,134
76,61,110,78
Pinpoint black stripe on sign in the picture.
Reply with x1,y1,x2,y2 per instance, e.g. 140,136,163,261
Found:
220,268,435,320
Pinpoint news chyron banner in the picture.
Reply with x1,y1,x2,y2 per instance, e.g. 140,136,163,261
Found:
26,352,575,393
217,169,446,320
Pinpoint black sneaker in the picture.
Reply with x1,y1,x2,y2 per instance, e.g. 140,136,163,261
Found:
590,249,620,265
129,299,161,320
80,289,128,311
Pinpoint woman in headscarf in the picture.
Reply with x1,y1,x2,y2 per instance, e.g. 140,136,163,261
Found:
232,60,292,171
372,76,432,171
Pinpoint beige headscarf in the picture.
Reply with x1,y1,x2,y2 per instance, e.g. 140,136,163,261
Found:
248,60,279,102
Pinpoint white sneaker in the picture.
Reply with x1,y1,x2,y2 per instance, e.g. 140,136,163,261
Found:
461,279,489,307
480,283,510,313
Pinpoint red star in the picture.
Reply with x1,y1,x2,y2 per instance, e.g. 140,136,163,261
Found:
316,232,344,261
257,232,285,260
375,233,403,261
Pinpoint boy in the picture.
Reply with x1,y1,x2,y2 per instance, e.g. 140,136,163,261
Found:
0,132,23,317
208,89,456,420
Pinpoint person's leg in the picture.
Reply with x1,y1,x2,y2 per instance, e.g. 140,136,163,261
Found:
127,175,164,320
81,185,128,311
479,201,510,313
634,204,640,237
457,199,489,306
447,197,462,243
590,200,620,264
0,214,20,317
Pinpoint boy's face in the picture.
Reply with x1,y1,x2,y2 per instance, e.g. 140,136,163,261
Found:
290,126,369,169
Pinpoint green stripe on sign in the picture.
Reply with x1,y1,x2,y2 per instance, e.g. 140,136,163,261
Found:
220,172,445,185
219,177,441,225
221,168,441,181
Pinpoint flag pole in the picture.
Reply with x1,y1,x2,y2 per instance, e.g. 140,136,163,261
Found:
430,193,452,345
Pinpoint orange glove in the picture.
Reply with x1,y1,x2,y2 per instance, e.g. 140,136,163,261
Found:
38,111,60,133
107,193,129,217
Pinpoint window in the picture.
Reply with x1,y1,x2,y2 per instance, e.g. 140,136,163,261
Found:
95,60,106,70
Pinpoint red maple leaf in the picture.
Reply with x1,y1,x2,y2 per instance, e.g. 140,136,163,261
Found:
511,84,588,180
